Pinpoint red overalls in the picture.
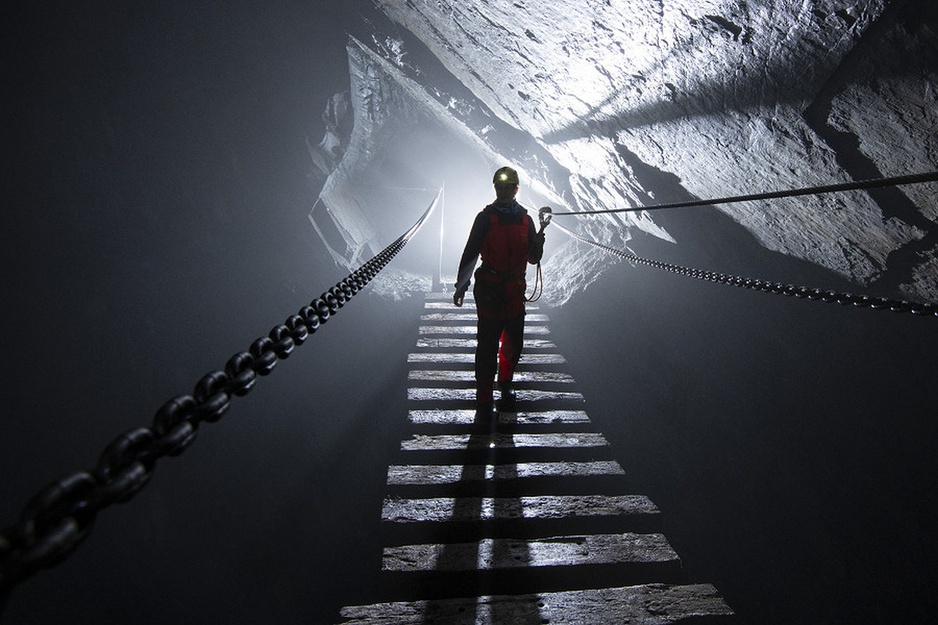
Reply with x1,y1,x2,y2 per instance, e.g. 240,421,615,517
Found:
472,211,532,405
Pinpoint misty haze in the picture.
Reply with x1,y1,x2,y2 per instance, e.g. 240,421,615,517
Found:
2,1,937,624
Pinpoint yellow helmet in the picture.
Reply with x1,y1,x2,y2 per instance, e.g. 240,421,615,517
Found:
493,166,519,186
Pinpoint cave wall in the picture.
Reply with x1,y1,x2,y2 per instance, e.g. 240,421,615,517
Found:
357,0,937,303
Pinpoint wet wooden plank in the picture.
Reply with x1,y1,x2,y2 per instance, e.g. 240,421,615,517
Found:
387,461,624,485
408,370,574,383
421,313,550,322
424,293,472,302
426,302,545,310
498,410,588,424
408,353,567,365
423,293,538,308
414,338,558,349
381,495,657,524
400,432,607,451
407,388,584,402
338,583,733,624
382,532,678,572
424,299,457,304
419,325,550,335
408,409,589,425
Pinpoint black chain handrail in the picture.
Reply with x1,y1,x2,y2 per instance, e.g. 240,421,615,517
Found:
0,190,441,599
551,220,938,317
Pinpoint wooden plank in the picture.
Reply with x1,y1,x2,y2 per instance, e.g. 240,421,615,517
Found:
424,293,472,302
498,410,589,424
381,495,658,524
400,432,607,451
407,388,584,402
421,313,550,322
408,370,574,383
408,409,590,425
424,292,468,301
423,298,540,310
338,583,733,624
419,325,550,335
382,533,678,572
407,352,565,364
387,461,624,485
415,338,558,349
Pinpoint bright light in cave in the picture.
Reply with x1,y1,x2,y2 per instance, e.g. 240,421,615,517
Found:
308,37,565,296
312,121,557,293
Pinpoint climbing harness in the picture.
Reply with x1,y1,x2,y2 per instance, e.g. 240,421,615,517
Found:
524,207,552,303
0,189,443,600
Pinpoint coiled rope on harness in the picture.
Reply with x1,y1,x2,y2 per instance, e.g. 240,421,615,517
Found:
524,207,552,303
0,189,442,599
548,172,938,318
525,263,545,302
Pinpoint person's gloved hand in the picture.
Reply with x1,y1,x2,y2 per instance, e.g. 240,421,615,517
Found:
453,291,464,307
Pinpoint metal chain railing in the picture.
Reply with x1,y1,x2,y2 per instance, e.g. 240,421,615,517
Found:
0,190,442,599
551,220,938,317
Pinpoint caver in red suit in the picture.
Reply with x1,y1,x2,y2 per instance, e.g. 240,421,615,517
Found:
453,167,545,411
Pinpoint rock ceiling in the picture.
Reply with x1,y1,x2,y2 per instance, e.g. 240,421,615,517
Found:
311,0,937,305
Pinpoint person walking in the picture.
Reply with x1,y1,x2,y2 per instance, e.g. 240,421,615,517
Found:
453,166,545,413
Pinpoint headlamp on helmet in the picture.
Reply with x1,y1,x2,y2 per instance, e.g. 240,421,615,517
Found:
493,166,519,186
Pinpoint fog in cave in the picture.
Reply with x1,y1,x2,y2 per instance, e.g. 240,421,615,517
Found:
2,1,937,623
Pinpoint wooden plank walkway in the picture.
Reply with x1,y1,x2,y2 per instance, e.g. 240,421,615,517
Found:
338,293,734,624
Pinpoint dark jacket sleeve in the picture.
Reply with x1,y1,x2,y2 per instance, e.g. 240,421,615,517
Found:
454,211,489,294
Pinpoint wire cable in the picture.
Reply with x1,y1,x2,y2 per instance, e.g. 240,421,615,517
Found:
550,219,937,317
551,171,938,216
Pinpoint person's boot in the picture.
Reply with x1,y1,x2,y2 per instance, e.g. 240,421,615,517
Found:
497,380,516,412
476,379,494,417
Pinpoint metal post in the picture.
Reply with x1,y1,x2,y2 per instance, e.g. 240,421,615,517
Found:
434,184,445,291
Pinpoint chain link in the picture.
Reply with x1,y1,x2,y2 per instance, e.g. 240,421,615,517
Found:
553,221,938,317
0,191,441,597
